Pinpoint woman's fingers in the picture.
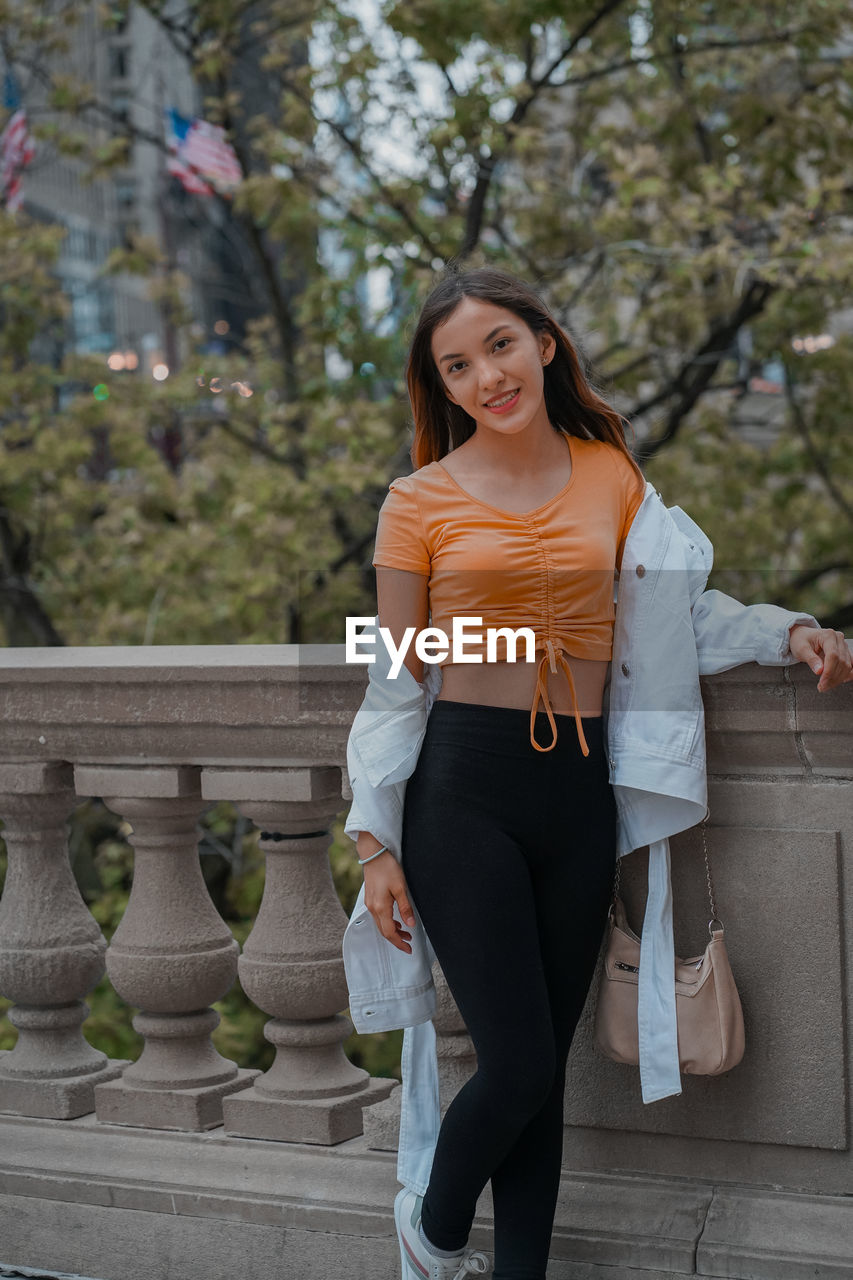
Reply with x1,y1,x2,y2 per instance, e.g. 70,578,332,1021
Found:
393,925,413,955
816,630,853,691
365,871,417,953
394,887,416,928
377,904,413,953
792,624,853,691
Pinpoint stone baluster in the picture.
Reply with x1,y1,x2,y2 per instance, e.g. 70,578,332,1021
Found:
435,964,495,1223
73,765,257,1131
432,964,477,1120
0,762,124,1118
202,765,397,1144
363,961,477,1154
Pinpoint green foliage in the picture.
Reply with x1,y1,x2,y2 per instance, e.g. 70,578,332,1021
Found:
1,0,850,647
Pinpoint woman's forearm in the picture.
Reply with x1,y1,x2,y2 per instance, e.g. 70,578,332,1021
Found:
355,830,386,857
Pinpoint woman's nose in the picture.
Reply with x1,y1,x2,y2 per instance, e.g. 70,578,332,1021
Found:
478,361,504,390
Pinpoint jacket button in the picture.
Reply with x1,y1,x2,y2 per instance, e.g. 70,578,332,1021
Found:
621,662,630,677
609,757,616,769
636,564,646,577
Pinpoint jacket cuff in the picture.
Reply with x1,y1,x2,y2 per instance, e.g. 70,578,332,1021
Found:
343,794,403,863
778,614,821,663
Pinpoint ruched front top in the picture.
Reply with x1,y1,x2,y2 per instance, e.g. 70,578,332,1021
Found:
372,431,645,754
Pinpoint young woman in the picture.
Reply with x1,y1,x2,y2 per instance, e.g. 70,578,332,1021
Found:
348,268,852,1280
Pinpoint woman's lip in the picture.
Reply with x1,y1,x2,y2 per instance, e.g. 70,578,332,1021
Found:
483,388,521,413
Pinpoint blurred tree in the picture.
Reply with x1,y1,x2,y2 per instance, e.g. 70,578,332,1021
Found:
0,0,850,645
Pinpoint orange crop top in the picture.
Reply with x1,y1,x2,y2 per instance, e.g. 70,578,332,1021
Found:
372,431,645,755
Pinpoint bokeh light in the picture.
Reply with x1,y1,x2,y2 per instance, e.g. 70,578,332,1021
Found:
93,384,109,400
152,363,170,381
792,333,835,354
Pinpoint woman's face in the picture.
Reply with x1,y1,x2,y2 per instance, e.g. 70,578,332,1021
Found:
430,297,556,437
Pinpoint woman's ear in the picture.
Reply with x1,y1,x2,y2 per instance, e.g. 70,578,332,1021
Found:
540,333,557,366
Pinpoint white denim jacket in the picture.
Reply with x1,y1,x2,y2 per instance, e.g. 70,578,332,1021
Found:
342,479,818,1194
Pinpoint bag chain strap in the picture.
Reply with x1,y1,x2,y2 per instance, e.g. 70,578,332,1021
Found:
702,811,724,934
610,810,724,936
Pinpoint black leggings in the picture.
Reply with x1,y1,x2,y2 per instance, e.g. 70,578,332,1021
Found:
400,698,617,1280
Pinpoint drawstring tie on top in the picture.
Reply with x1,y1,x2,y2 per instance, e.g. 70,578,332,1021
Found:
529,638,590,756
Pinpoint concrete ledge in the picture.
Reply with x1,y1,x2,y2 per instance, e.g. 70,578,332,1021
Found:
547,1172,712,1274
697,1186,853,1278
0,1196,402,1280
0,1265,107,1280
1,1115,851,1279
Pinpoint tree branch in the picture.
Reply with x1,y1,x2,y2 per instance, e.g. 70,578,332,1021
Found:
488,213,547,281
0,507,64,646
775,559,852,595
631,277,776,460
454,13,809,260
556,27,817,92
784,376,853,525
458,0,631,259
214,72,303,400
524,0,631,104
288,82,437,259
214,417,293,467
456,19,819,278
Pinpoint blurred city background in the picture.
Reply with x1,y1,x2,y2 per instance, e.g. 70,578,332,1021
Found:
1,0,851,1086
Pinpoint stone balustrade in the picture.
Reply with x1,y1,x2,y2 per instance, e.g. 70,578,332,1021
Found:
0,646,395,1144
0,645,851,1280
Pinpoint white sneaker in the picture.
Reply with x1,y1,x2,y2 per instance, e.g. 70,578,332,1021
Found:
394,1186,489,1280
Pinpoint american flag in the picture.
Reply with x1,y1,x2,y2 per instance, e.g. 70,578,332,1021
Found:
164,108,242,197
1,72,35,213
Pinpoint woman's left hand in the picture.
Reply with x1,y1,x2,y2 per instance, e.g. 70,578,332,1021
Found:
789,623,853,692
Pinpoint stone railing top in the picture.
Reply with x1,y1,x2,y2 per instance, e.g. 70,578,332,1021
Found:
0,644,354,679
0,644,363,769
0,646,850,775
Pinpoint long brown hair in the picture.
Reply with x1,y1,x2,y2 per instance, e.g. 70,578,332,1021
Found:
406,267,643,485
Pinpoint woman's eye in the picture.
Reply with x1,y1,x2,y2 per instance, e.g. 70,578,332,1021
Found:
448,361,465,373
493,338,511,351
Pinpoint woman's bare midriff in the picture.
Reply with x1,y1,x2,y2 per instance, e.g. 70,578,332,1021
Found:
436,654,609,718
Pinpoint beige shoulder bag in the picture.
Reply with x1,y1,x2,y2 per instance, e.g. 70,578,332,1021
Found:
594,816,746,1076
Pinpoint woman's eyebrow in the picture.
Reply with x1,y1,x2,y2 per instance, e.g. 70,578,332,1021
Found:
438,325,510,364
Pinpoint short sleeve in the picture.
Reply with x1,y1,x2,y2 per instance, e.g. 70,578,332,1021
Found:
613,451,646,572
372,475,431,576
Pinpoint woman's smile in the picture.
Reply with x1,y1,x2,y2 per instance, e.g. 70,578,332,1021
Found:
484,388,521,413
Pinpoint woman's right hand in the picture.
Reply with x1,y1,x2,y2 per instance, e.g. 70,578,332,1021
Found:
358,839,417,954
